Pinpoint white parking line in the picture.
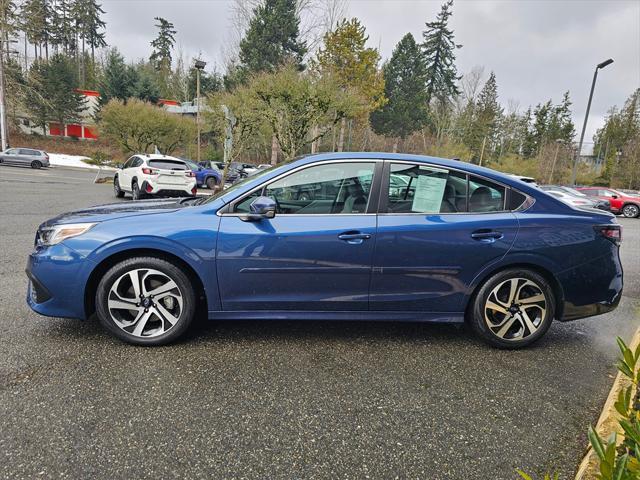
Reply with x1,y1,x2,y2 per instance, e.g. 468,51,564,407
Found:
0,169,96,183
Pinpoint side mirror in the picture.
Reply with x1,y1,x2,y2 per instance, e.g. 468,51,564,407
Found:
240,196,277,222
198,167,203,171
611,195,618,199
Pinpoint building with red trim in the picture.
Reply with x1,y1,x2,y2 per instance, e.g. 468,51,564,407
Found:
17,91,185,140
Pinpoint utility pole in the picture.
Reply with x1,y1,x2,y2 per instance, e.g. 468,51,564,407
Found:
478,136,487,166
194,59,206,163
571,58,614,185
0,46,7,151
548,139,563,184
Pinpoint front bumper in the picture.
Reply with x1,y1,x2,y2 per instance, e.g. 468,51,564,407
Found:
25,243,93,320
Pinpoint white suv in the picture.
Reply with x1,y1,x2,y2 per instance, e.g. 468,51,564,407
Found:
113,154,197,200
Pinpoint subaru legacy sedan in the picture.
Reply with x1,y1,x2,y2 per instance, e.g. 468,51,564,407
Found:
26,153,623,348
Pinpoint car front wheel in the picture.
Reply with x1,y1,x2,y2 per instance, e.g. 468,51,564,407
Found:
622,204,640,218
469,268,555,349
95,257,197,346
113,175,125,198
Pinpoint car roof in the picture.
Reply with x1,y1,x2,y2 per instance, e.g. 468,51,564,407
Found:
141,154,184,161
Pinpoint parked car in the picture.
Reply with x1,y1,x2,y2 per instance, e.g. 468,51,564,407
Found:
0,147,50,169
576,187,640,218
183,160,222,190
539,185,610,211
27,153,623,349
113,154,197,200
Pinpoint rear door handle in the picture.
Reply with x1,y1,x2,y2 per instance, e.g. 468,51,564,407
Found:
471,230,503,242
338,232,372,244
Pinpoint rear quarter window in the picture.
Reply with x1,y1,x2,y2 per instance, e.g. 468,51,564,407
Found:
148,160,187,170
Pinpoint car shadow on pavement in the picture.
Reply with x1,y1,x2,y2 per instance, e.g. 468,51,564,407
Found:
40,313,586,352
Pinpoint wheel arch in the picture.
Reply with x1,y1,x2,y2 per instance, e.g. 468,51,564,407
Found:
464,262,565,321
84,247,209,320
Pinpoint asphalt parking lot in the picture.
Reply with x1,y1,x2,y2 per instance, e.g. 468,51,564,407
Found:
1,165,639,479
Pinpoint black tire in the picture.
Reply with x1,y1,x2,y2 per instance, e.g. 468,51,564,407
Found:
205,176,217,190
113,175,125,198
132,180,143,200
622,203,640,218
468,268,555,349
95,256,197,346
31,160,42,169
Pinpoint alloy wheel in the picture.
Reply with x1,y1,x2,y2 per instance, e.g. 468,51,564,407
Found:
623,204,639,218
483,277,547,342
107,268,184,338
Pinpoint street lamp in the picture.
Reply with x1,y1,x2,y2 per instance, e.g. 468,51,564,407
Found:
194,59,206,162
571,58,614,185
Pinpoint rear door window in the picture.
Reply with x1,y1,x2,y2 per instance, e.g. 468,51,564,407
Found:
148,160,187,170
385,163,467,213
468,176,506,212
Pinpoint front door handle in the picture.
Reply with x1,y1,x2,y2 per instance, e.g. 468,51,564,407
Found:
471,230,503,242
338,231,372,244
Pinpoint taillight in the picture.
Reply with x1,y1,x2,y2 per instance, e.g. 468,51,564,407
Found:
145,183,154,193
186,171,196,177
595,225,622,244
191,187,197,196
142,167,159,175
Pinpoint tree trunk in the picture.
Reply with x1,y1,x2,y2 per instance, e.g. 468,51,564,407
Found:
337,117,346,152
311,125,319,153
270,134,278,165
392,140,399,153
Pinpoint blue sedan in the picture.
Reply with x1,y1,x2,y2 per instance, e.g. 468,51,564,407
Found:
183,160,221,189
26,153,623,348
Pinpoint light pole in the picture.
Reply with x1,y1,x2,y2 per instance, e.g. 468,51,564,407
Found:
571,58,613,185
194,59,206,163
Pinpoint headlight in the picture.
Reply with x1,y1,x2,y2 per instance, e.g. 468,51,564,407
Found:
37,223,96,246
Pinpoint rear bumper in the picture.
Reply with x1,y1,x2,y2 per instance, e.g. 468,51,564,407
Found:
557,249,623,321
141,180,196,196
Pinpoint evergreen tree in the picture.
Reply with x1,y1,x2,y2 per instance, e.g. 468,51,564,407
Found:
131,65,161,104
74,0,106,66
422,0,461,105
21,0,48,60
149,17,176,73
474,71,502,158
237,0,306,76
98,48,137,105
370,33,428,147
313,17,385,151
27,54,86,131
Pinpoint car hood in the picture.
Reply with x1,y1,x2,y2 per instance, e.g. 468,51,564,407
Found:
41,198,190,227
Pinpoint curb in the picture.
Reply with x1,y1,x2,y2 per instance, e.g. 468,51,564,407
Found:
574,325,640,479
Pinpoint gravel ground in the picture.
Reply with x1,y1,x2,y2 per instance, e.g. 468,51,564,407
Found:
1,165,639,479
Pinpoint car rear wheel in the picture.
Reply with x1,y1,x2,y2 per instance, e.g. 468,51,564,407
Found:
622,204,640,218
31,160,42,169
205,176,217,190
132,181,144,200
96,257,197,346
469,268,555,349
113,175,125,198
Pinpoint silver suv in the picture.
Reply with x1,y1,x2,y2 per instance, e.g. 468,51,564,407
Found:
0,148,50,169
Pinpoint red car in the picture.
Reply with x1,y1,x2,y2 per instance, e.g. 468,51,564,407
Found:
577,187,640,218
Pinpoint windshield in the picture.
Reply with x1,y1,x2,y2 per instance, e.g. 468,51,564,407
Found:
198,164,278,205
148,159,187,170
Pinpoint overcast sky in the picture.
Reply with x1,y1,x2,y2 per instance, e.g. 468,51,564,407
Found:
102,0,640,151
